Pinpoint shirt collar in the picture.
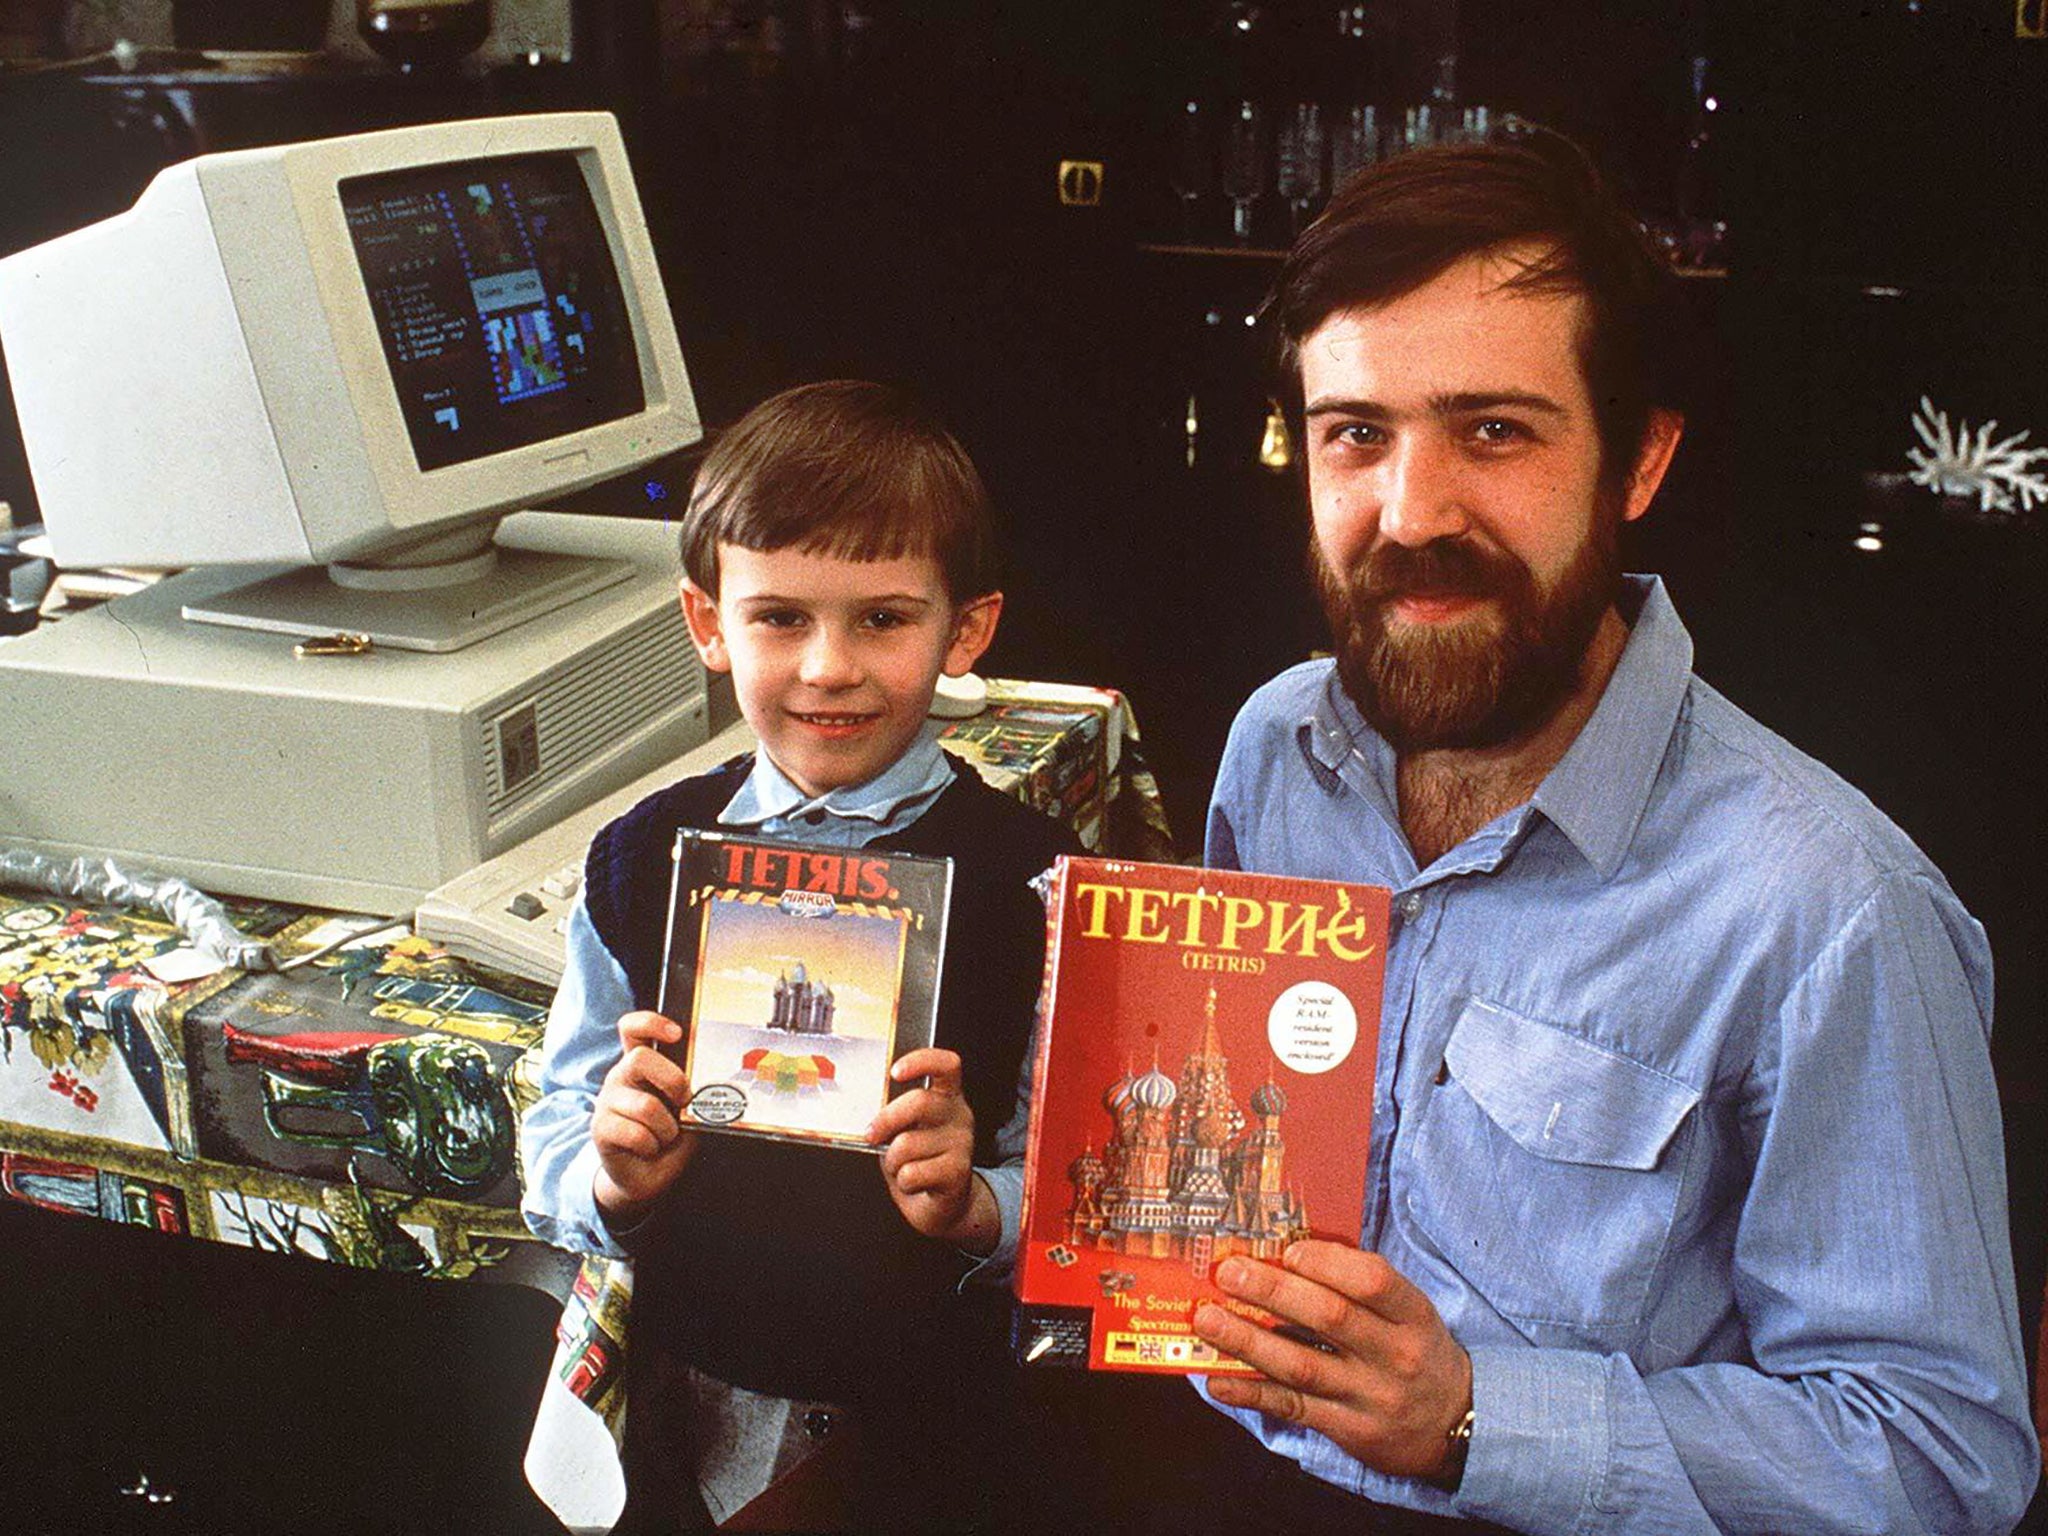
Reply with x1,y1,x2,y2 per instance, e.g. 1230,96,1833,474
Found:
1295,573,1693,880
1302,671,1404,836
718,726,955,831
1531,574,1692,877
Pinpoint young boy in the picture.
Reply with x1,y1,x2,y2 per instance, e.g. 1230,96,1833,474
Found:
520,380,1076,1533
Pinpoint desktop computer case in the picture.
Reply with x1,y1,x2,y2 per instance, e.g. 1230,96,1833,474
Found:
0,514,708,915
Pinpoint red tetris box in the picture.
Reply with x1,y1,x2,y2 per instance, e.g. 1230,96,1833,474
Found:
1014,857,1388,1374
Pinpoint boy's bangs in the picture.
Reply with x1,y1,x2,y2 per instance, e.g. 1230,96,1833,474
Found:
730,449,974,582
793,515,941,570
679,380,993,597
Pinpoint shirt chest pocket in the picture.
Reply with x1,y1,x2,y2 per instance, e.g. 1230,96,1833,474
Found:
1401,996,1701,1336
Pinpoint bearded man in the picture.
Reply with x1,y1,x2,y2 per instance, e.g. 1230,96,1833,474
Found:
1180,137,2038,1535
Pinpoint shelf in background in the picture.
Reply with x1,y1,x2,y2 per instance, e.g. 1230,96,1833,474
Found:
1138,241,1288,261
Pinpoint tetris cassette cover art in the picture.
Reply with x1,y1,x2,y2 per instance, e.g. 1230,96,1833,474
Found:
1015,857,1388,1373
657,830,953,1153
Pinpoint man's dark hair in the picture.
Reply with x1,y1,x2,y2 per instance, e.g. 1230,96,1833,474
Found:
680,379,995,601
1269,133,1678,476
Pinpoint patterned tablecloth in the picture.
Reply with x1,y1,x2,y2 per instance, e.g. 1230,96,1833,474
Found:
936,678,1171,860
0,898,579,1292
0,678,1169,1534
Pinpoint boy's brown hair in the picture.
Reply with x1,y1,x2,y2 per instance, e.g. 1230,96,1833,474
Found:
679,379,996,601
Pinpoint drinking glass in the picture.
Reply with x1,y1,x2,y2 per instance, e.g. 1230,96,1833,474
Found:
1329,103,1377,192
1220,100,1267,244
357,0,491,69
1404,103,1436,152
1168,100,1212,241
1275,102,1327,233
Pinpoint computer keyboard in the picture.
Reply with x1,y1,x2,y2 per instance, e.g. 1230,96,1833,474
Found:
412,672,1044,987
414,719,757,985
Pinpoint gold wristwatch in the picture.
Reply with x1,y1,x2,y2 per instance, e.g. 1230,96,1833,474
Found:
1442,1406,1476,1489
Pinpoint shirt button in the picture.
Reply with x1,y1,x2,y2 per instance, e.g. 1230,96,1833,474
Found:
1398,894,1423,921
802,811,825,825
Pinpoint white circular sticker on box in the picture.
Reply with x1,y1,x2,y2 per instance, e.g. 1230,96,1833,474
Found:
1267,982,1356,1074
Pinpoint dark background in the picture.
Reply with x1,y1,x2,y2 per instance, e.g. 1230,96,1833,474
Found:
1,1,2043,1530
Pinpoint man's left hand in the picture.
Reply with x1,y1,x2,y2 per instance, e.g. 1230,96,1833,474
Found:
1193,1239,1473,1483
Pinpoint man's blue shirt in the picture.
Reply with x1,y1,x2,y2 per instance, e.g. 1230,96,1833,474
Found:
1204,576,2035,1535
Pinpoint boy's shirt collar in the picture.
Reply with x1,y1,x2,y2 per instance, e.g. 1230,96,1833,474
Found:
718,725,954,845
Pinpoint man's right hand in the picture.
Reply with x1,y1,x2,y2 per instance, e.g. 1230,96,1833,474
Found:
591,1010,699,1224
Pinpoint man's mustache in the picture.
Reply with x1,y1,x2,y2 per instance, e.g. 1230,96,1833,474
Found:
1351,538,1524,605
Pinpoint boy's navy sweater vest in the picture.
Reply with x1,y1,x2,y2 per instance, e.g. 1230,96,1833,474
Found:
584,753,1075,1404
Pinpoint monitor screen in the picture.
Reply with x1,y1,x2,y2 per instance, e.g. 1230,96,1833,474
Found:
342,150,646,473
0,111,699,573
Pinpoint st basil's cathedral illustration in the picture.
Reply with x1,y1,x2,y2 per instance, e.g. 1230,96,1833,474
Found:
1064,986,1310,1279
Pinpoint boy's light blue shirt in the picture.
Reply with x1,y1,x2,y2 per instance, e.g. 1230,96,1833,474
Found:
1202,576,2036,1536
521,729,1032,1269
713,725,955,835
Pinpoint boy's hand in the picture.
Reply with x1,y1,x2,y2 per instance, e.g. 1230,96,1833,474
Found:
591,1010,698,1226
870,1048,996,1254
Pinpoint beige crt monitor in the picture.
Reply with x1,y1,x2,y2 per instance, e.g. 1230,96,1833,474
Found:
0,114,709,913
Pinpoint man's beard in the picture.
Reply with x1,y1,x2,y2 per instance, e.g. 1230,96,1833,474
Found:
1313,503,1622,754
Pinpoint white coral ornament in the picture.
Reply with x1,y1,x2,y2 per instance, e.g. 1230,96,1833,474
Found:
1905,396,2048,517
